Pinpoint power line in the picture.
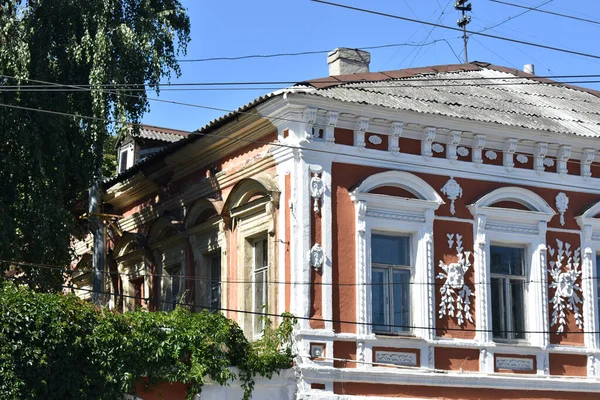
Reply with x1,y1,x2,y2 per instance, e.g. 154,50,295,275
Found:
55,283,600,335
489,0,600,27
310,0,600,61
175,40,455,63
4,258,599,289
477,0,553,33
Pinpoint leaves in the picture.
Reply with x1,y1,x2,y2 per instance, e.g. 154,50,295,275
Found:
0,281,295,400
0,0,190,290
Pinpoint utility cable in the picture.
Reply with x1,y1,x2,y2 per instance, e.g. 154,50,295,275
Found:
310,0,600,61
489,0,600,27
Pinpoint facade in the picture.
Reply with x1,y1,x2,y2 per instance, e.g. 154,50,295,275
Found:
80,51,600,399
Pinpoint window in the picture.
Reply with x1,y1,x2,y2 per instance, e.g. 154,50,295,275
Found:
371,234,411,334
490,246,526,340
166,266,181,311
118,149,130,173
210,253,221,311
131,277,144,309
253,236,268,336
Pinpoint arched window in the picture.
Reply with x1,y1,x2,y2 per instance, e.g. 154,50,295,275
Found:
351,171,444,339
114,233,149,311
468,187,555,347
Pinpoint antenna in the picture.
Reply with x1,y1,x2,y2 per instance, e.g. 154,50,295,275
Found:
455,0,472,63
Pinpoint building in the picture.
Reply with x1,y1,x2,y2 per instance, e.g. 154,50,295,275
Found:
82,49,600,399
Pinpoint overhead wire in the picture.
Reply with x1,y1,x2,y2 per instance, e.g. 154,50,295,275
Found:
476,0,553,33
489,0,600,27
310,0,600,61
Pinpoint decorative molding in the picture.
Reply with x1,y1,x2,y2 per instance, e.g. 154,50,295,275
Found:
375,351,417,367
389,121,403,153
581,149,595,179
557,145,571,176
485,150,497,161
447,130,462,162
422,127,437,158
366,210,426,223
357,341,366,364
303,107,317,140
436,233,474,325
368,134,383,145
310,343,325,359
472,134,486,165
310,243,324,271
516,154,528,164
543,158,555,167
310,172,325,214
496,357,534,371
535,142,548,173
555,192,569,226
548,239,583,333
440,177,463,215
457,146,469,157
503,138,518,171
432,143,444,153
354,117,369,149
356,200,367,236
485,223,539,235
324,111,339,143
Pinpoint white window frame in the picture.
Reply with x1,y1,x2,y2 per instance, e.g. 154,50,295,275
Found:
351,171,443,340
371,233,412,334
118,143,134,173
489,244,528,341
576,200,600,377
252,235,269,336
468,187,555,372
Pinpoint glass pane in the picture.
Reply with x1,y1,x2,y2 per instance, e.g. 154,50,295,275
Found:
171,268,181,309
511,280,526,339
491,277,506,339
596,254,600,280
210,254,221,310
372,268,388,332
254,270,266,314
372,235,410,266
490,246,524,276
392,269,410,333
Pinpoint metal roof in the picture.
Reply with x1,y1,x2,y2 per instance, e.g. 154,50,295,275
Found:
298,62,600,138
133,124,191,143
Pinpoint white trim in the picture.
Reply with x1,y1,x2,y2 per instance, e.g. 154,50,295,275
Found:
354,170,445,204
434,216,474,224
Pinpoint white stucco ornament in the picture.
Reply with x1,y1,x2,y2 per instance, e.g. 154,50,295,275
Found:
310,174,325,214
485,150,497,160
440,177,462,215
432,143,444,153
516,154,528,164
548,239,583,333
456,146,469,157
544,158,555,167
310,243,324,271
368,134,382,145
437,234,473,325
555,192,569,226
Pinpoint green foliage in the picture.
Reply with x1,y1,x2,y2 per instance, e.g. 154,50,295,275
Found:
0,281,296,400
0,0,190,291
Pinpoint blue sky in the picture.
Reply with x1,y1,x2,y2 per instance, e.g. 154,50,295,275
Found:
142,0,600,132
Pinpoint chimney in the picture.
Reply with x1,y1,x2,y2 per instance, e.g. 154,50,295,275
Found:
523,64,535,74
327,48,371,76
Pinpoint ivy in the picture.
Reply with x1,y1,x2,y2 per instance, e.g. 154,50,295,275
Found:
0,281,296,400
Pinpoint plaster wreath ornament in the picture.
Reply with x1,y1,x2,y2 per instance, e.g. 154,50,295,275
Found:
368,134,383,145
440,177,463,215
310,173,325,214
516,154,528,164
555,192,569,226
548,239,583,333
436,233,474,325
456,146,469,157
485,150,497,160
432,143,444,153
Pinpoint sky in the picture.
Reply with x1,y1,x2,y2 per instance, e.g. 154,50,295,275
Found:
141,0,600,132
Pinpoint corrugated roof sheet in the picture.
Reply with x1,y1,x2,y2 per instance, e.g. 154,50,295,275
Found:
135,124,191,143
299,62,600,138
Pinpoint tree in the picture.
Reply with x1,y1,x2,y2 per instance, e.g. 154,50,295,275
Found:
0,0,190,291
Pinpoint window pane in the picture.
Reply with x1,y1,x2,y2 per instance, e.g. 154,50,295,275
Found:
372,235,410,266
491,246,524,276
491,277,506,339
210,254,221,310
596,254,600,281
170,268,181,310
392,269,410,333
372,268,388,332
511,280,526,340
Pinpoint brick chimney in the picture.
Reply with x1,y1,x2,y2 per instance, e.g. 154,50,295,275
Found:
327,48,371,76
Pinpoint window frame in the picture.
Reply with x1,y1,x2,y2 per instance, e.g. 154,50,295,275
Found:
371,233,412,334
489,244,528,342
252,235,269,337
351,171,444,340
